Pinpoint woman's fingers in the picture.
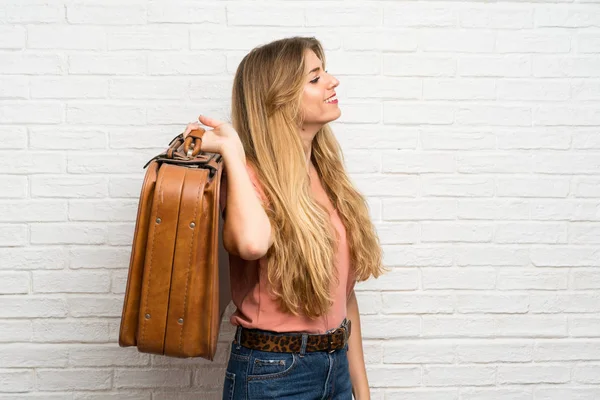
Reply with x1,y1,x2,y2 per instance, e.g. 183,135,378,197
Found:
198,115,224,128
183,122,200,139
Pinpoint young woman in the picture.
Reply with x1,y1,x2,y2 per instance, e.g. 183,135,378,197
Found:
182,37,384,400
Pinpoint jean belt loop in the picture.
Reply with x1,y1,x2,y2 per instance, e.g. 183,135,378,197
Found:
235,326,242,349
300,333,308,356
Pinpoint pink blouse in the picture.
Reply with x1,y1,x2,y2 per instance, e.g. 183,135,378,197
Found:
219,162,355,334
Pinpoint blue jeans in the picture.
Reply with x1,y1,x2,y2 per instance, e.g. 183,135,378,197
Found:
222,327,353,399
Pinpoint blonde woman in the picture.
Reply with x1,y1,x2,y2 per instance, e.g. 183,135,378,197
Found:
182,37,384,400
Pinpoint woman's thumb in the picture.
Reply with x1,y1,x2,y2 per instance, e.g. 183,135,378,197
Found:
198,115,223,128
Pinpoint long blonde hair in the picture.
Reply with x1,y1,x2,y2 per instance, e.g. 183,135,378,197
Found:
231,37,384,318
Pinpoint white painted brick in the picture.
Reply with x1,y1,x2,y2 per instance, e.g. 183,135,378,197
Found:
384,199,457,221
107,222,134,246
69,200,136,222
152,394,217,400
496,128,571,150
384,389,458,400
28,26,106,50
0,53,63,75
534,340,600,361
531,246,600,267
458,294,529,313
147,3,225,24
571,269,600,289
0,370,33,392
109,176,143,198
575,178,600,198
376,222,418,245
461,388,532,400
0,248,66,270
421,30,495,53
384,103,454,125
0,76,27,99
424,79,495,100
67,4,147,25
108,126,173,149
496,177,570,198
458,199,529,220
109,78,188,100
107,27,188,50
423,365,495,386
33,320,109,343
69,54,146,75
2,4,64,23
346,77,421,100
148,52,226,75
30,128,107,150
572,80,600,100
574,363,600,383
421,176,494,197
68,152,152,174
0,272,29,294
382,152,454,173
69,247,130,269
0,223,27,246
421,130,495,150
494,222,568,244
30,223,106,245
496,315,568,337
422,268,496,290
342,30,418,52
497,32,571,53
460,7,533,29
191,29,328,51
0,345,68,368
535,388,600,400
530,293,600,313
69,345,149,367
366,366,421,388
0,103,63,124
114,369,191,388
351,175,418,197
360,316,421,339
383,293,455,314
67,104,145,125
31,176,108,198
459,55,531,77
192,366,227,389
146,103,227,125
498,79,570,101
384,341,454,363
498,269,568,290
456,340,533,362
36,369,112,391
422,222,494,243
228,5,303,26
355,268,418,291
0,200,67,222
328,52,380,75
0,152,64,174
384,55,456,77
306,6,381,27
33,271,110,294
422,316,496,338
382,245,453,267
30,77,107,99
0,321,32,343
570,223,600,244
385,5,457,28
67,296,123,318
74,394,149,400
535,6,600,28
456,154,530,174
533,56,600,77
0,127,27,149
110,269,128,294
577,34,600,53
535,105,600,126
455,246,529,267
457,105,531,126
0,296,67,318
336,125,417,150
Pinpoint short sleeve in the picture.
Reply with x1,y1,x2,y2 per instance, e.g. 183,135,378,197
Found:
219,162,268,220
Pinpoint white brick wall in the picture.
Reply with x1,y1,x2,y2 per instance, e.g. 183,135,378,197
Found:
1,0,600,398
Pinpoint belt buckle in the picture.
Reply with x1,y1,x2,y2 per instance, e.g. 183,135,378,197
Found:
328,335,335,353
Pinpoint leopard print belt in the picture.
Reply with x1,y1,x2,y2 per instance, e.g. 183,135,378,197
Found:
234,319,352,353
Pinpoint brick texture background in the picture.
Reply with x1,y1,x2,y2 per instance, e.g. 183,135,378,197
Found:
1,0,600,399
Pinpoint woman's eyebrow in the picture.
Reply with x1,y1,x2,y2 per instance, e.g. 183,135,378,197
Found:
308,66,322,75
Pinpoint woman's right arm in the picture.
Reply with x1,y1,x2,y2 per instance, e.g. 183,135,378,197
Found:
220,144,274,260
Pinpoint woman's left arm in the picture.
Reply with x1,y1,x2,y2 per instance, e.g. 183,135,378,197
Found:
346,289,370,400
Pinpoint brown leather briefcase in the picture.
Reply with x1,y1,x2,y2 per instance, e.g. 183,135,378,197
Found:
119,130,230,360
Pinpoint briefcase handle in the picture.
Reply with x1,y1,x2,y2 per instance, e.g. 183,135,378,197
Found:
166,129,205,159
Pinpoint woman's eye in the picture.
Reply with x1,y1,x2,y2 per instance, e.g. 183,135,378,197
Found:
310,76,320,84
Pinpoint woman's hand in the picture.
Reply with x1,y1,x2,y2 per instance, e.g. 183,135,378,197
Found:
182,115,245,161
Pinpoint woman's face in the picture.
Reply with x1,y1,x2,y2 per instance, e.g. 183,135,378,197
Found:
300,49,341,129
